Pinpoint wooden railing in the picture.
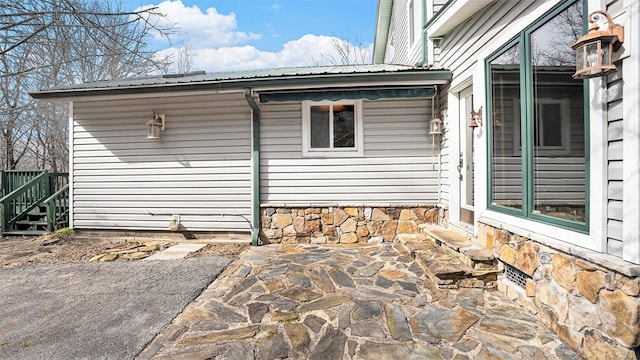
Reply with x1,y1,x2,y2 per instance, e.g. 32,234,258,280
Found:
0,170,69,234
0,172,49,231
44,184,70,232
1,170,44,196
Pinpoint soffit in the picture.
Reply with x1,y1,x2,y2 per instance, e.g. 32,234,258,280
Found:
427,0,496,37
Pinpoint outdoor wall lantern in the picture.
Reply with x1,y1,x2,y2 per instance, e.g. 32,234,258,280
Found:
146,110,166,140
469,107,483,128
572,10,624,79
429,116,443,135
429,88,443,136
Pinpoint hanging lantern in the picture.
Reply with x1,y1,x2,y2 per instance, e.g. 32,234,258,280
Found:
146,110,166,140
572,10,624,79
469,107,483,128
429,116,443,135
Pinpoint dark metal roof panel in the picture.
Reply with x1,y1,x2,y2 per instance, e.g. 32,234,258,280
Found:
30,64,452,99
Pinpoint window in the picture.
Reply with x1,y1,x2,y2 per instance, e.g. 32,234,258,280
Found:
487,0,587,231
303,100,363,157
408,0,421,48
512,98,572,155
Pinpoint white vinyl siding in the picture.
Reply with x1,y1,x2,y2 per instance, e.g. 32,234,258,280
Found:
607,68,624,256
385,0,423,65
437,84,450,205
437,1,540,87
71,92,252,232
260,98,438,205
433,0,448,14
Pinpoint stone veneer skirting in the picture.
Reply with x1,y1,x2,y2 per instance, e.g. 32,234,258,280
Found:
477,222,640,359
259,206,440,244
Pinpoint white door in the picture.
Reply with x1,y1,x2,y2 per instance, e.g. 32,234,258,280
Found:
458,87,475,225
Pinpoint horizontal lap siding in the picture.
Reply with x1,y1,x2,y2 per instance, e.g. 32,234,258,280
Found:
72,92,252,232
260,98,437,205
386,0,421,65
607,68,624,255
438,84,450,205
493,157,585,204
437,1,540,84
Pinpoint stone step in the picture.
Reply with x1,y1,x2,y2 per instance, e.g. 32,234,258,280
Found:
419,224,501,273
398,230,501,289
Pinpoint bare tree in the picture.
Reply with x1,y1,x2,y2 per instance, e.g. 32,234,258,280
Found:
173,46,194,74
0,0,174,171
313,36,371,66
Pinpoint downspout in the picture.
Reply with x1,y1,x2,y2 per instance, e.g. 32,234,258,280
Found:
415,0,428,67
244,88,260,246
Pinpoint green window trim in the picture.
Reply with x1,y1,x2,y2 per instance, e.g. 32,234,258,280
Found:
485,0,589,233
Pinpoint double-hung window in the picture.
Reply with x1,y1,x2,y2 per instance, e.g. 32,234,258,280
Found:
487,0,588,231
302,100,363,157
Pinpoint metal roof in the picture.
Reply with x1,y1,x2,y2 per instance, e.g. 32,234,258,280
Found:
29,64,452,100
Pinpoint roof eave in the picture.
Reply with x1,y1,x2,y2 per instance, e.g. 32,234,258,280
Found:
427,0,496,38
372,0,394,64
29,69,452,100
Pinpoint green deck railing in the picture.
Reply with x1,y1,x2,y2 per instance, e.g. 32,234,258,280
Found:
1,170,44,196
0,170,69,234
0,172,49,231
44,184,70,232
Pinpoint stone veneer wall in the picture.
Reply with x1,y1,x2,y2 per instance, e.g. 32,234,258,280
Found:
260,206,440,244
477,222,640,359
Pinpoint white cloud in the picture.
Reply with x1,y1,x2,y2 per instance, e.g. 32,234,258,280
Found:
159,35,373,73
141,0,261,48
144,1,372,73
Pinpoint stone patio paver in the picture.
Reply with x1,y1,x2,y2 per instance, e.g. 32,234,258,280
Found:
138,243,583,359
145,243,207,260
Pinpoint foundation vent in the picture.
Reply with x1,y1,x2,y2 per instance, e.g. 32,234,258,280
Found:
504,263,531,289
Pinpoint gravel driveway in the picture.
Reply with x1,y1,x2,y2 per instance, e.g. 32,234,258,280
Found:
0,257,231,360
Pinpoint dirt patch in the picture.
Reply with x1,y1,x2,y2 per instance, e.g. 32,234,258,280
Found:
0,235,249,268
186,243,250,259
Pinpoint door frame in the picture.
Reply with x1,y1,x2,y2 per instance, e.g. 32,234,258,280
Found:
448,80,475,231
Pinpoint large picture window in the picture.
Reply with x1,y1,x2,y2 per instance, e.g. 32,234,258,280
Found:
303,100,363,157
487,0,588,231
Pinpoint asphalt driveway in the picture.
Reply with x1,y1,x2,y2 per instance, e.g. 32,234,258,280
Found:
0,257,231,360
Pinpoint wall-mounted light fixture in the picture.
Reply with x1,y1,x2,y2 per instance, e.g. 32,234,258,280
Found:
429,87,443,136
572,10,624,79
469,106,482,128
146,109,166,140
429,116,443,135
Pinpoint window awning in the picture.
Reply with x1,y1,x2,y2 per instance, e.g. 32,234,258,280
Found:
258,87,435,103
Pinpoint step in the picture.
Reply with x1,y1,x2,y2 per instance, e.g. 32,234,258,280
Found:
421,225,499,272
2,230,46,236
398,230,501,289
16,220,47,226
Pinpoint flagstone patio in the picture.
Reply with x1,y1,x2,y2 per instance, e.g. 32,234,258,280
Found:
137,242,583,359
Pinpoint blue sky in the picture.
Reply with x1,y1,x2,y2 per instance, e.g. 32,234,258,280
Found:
122,0,377,72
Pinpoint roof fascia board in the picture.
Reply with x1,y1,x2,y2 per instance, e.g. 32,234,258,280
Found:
30,70,452,100
373,0,394,64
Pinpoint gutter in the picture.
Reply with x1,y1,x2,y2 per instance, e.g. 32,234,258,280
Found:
244,88,261,247
29,70,452,100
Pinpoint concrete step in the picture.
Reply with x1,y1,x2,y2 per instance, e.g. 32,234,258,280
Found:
398,227,502,289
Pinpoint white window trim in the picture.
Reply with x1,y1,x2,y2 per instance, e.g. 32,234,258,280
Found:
407,0,421,51
302,100,364,158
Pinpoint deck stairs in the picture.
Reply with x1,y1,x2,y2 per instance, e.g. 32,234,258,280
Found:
0,170,69,236
398,224,502,289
